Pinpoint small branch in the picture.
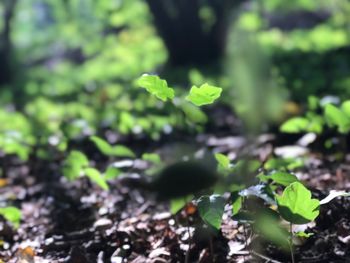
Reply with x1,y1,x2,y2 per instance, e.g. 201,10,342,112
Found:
251,251,283,263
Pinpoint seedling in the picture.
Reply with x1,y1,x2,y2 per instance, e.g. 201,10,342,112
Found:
276,182,320,263
185,83,222,106
0,206,22,229
197,195,226,231
62,150,115,190
281,98,350,135
90,136,135,158
137,74,175,102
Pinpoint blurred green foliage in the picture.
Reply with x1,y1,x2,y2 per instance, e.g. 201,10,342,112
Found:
0,0,350,235
0,0,349,159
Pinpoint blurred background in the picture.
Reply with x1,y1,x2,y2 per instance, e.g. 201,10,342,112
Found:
1,0,350,157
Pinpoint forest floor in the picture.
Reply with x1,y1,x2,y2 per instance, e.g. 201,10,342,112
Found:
1,108,350,263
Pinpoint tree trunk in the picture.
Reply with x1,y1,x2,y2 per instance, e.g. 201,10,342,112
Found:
145,0,243,66
0,0,18,85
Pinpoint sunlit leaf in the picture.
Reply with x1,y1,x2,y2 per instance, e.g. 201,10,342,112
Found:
276,182,320,224
180,101,208,124
264,157,304,170
85,168,109,190
90,136,113,154
137,74,174,102
90,136,135,158
295,231,313,238
259,171,299,186
280,117,309,133
170,198,188,214
0,206,21,228
104,167,122,180
112,145,136,158
324,104,350,133
215,153,231,171
142,153,161,164
63,151,89,181
341,100,350,118
231,192,242,216
186,83,222,106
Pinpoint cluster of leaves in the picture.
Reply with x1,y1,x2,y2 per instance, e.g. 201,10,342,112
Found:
0,0,180,162
206,152,350,253
236,0,350,101
61,75,222,190
62,135,140,190
281,96,350,134
213,153,319,226
132,75,349,253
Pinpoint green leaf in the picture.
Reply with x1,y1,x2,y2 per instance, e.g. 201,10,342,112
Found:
0,206,21,228
308,96,320,111
111,145,136,158
215,153,231,170
295,231,314,238
341,100,350,118
264,171,299,186
231,192,242,216
232,159,261,175
170,198,188,214
197,195,225,230
186,83,222,106
104,166,122,180
84,168,109,190
324,104,350,133
276,182,320,224
180,101,208,124
264,157,304,170
137,74,175,102
142,153,161,164
90,136,113,154
90,136,135,158
63,151,89,181
254,213,289,250
280,117,309,133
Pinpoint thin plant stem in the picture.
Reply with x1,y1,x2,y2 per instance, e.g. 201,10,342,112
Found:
289,223,295,263
209,237,214,263
241,197,249,261
251,251,283,263
184,198,192,263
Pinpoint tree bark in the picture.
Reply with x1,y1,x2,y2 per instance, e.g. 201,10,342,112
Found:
0,0,18,85
145,0,243,66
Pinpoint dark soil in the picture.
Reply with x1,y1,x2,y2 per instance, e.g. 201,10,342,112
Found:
1,110,350,263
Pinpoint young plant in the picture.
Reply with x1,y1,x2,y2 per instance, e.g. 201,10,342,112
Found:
276,182,320,263
90,136,135,158
0,206,22,229
281,97,350,135
63,150,110,190
137,74,222,128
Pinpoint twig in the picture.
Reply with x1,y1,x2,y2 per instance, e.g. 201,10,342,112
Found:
251,251,283,263
209,237,214,263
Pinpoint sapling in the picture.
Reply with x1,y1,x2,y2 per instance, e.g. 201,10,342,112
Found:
62,150,110,190
90,136,135,158
276,182,320,263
